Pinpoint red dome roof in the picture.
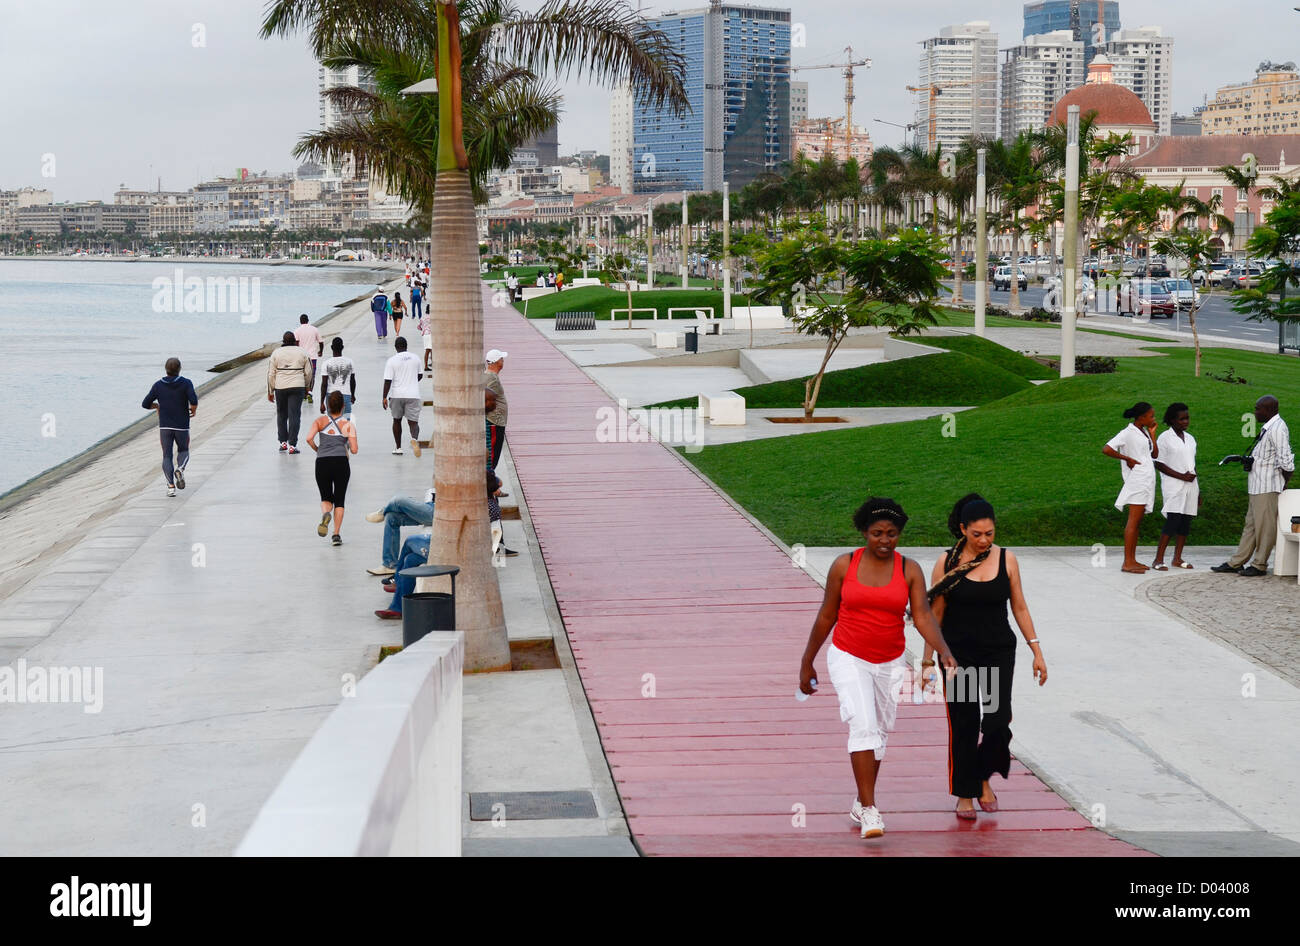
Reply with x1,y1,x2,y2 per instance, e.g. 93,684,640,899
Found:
1050,83,1153,127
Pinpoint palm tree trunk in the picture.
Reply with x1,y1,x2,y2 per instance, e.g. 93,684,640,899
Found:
952,207,964,303
1009,212,1021,310
426,0,510,673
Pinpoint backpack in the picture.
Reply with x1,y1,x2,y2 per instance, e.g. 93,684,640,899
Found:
371,294,387,313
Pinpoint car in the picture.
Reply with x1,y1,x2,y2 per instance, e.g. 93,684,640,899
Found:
1135,261,1171,279
1042,275,1096,311
1227,265,1265,288
992,265,1028,291
1160,278,1200,310
1195,259,1231,287
1118,278,1177,318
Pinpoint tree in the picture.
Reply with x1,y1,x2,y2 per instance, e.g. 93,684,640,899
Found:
263,0,687,672
749,221,944,418
1230,190,1300,330
984,133,1043,311
1153,229,1218,377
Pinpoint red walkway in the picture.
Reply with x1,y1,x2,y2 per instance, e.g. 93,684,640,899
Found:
488,299,1144,857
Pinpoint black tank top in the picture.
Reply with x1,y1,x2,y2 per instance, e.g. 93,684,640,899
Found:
940,547,1015,648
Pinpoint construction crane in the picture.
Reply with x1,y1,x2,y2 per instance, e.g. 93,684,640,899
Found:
906,79,976,153
792,46,872,152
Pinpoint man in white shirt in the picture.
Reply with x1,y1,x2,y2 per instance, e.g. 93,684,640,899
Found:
382,336,424,457
318,336,356,417
295,314,324,403
1213,395,1294,576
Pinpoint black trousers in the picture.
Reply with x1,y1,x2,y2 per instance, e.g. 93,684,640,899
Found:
488,423,506,471
275,387,305,446
314,456,351,506
943,641,1015,799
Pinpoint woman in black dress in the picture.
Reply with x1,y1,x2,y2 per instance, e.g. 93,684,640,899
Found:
922,494,1048,819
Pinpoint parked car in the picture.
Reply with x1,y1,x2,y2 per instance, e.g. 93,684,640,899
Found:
1042,275,1096,311
1118,278,1177,318
992,265,1028,291
1227,265,1265,288
1135,261,1171,279
1160,277,1200,310
1195,259,1231,287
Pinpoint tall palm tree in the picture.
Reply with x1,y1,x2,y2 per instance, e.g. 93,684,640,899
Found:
263,0,687,672
985,133,1043,311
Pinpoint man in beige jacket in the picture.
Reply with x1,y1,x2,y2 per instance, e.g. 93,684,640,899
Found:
267,331,315,454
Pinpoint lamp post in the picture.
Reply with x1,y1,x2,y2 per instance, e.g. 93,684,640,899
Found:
975,147,987,337
722,180,732,323
681,192,690,286
1061,105,1080,379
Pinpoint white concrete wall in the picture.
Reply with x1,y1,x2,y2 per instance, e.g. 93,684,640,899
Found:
884,337,946,361
236,632,464,857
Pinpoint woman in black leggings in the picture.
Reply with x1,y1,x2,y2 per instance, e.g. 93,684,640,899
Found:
923,493,1048,820
306,391,358,546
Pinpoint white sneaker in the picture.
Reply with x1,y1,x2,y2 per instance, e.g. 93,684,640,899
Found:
849,798,866,826
365,510,385,523
859,805,884,839
392,447,404,455
166,485,177,497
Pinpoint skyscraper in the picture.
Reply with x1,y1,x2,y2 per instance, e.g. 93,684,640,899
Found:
1100,27,1174,136
318,64,376,180
609,84,635,194
915,22,999,153
632,2,791,194
1023,1,1121,66
1001,30,1085,142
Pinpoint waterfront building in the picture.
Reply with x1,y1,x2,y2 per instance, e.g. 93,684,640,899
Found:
0,187,53,233
1201,64,1300,137
915,21,999,153
790,118,872,163
1001,30,1085,142
632,2,792,193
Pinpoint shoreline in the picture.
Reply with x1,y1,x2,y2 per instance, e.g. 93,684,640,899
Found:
0,278,398,512
0,254,405,269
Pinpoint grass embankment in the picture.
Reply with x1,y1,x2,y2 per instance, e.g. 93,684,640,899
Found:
514,286,750,321
681,343,1294,547
651,352,1032,410
918,334,1057,380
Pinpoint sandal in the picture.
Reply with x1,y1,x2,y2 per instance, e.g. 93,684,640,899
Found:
1171,561,1194,569
1150,563,1169,571
955,804,977,821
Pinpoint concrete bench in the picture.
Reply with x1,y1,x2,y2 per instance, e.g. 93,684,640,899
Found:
569,277,603,288
729,305,787,331
1276,488,1300,578
652,331,678,349
698,391,746,426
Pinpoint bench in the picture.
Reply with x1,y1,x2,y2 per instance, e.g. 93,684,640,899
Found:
698,391,746,426
555,311,596,331
652,331,678,349
1276,489,1300,579
729,305,787,331
569,277,603,288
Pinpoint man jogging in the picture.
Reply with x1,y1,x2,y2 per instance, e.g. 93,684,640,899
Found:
295,314,324,403
142,357,198,497
382,336,424,456
371,285,390,340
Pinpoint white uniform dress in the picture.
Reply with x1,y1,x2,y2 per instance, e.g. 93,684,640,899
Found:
1156,428,1199,517
1106,424,1157,513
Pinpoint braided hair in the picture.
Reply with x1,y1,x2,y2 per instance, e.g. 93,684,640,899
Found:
928,493,997,602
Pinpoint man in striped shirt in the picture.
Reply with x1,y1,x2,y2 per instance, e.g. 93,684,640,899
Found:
1213,396,1294,576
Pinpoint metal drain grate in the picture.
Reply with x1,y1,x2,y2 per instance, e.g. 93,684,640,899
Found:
469,790,598,821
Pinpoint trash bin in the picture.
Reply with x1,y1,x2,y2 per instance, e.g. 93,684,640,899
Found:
400,564,460,647
685,327,699,353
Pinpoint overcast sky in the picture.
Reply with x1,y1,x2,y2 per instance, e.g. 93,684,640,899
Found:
1,0,1294,201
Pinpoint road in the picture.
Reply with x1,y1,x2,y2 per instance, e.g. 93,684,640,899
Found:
944,281,1286,349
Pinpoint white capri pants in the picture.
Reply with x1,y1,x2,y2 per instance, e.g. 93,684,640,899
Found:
827,643,903,759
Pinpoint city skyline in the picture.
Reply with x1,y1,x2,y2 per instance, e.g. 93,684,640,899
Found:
1,0,1295,201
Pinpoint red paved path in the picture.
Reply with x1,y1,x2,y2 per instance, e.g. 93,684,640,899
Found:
488,299,1145,857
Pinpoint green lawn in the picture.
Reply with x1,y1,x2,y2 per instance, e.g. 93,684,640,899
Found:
681,344,1297,547
514,286,750,321
916,334,1057,380
650,351,1031,410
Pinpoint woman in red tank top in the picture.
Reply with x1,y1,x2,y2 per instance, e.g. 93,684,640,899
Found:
798,498,956,839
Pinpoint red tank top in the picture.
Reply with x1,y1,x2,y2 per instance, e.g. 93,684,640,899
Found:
831,549,908,663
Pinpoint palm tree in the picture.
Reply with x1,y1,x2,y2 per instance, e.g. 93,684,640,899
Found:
984,133,1043,311
264,0,687,672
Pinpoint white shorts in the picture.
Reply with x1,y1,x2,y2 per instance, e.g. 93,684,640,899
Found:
826,644,903,758
423,333,433,352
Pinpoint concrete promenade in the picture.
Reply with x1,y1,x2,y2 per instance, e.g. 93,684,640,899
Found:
485,293,1144,856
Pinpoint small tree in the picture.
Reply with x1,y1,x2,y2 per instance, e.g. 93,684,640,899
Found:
750,222,944,418
1154,229,1220,377
1230,190,1300,331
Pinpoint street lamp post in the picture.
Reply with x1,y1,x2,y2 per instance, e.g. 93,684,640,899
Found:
1061,105,1081,379
722,180,732,323
681,193,690,286
975,147,987,337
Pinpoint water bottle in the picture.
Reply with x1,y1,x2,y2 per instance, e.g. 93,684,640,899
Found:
796,678,818,702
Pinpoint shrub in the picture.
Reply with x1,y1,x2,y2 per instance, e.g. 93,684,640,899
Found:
1075,356,1117,374
1022,306,1061,323
1207,366,1249,385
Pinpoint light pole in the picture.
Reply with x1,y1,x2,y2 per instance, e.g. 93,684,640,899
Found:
646,196,655,289
722,180,732,323
681,192,690,286
975,147,987,337
1061,105,1080,379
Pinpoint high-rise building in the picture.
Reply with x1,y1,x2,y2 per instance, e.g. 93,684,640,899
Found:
915,21,999,153
318,63,377,182
1099,26,1173,136
1001,30,1084,142
514,124,560,168
1200,64,1300,136
609,84,635,194
1023,1,1121,66
790,80,809,126
632,3,791,193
